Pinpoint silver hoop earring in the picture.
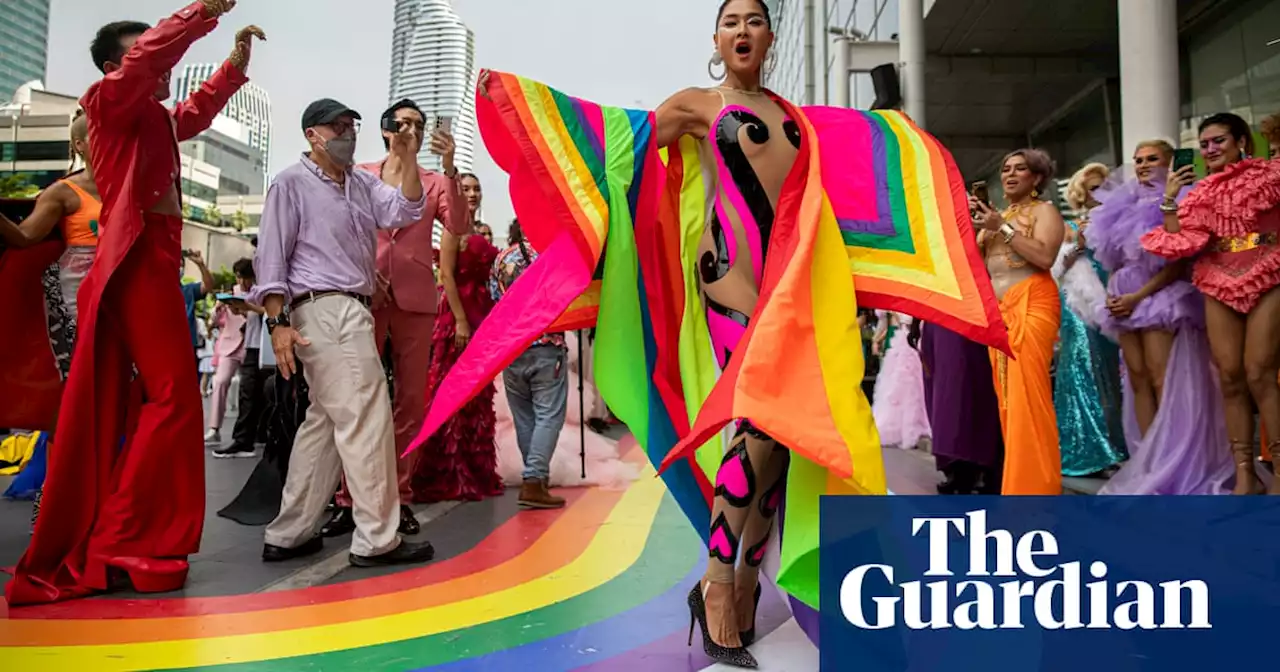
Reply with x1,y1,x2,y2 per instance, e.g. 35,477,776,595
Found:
708,51,726,82
764,50,777,78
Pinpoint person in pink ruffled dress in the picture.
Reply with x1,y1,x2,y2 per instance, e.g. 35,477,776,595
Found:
1142,112,1280,495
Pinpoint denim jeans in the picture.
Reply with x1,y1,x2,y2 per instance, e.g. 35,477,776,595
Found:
503,345,568,481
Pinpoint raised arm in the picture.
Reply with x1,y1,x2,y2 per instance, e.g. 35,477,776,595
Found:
364,172,426,231
173,25,264,141
0,186,70,248
90,2,224,120
655,88,714,148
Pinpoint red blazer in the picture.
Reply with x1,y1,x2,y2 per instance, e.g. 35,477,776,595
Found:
356,161,470,314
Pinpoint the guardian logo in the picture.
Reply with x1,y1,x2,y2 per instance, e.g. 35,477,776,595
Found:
840,510,1211,631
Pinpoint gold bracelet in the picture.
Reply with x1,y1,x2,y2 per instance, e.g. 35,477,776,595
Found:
1000,223,1016,243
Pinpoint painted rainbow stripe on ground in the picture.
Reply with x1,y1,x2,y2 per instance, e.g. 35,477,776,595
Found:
0,446,789,671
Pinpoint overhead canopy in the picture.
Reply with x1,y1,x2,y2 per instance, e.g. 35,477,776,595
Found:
922,0,1233,178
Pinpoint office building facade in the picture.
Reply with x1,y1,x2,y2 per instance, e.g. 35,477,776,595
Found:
180,115,267,198
174,64,272,189
0,0,51,102
0,84,78,191
768,0,1278,200
388,0,478,173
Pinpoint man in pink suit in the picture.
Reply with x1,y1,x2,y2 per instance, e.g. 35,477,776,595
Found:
322,99,470,536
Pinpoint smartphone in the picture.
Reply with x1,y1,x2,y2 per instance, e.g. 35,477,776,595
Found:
380,115,401,134
971,180,990,205
1173,148,1196,172
435,115,452,134
215,293,247,304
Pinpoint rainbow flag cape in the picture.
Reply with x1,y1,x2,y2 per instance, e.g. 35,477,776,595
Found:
407,71,1008,611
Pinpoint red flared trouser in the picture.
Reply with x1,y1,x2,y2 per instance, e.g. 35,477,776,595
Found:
6,213,205,606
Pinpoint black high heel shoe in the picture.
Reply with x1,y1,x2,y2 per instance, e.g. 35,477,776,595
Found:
740,582,763,645
687,584,758,668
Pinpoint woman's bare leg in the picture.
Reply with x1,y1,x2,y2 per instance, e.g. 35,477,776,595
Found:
1117,331,1156,435
703,427,780,648
1242,286,1280,495
1205,297,1258,494
734,444,789,633
1140,329,1176,409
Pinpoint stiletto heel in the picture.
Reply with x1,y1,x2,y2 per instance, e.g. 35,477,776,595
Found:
92,555,189,594
740,581,763,645
687,583,758,668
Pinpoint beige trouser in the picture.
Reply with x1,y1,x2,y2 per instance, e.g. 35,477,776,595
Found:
264,294,401,557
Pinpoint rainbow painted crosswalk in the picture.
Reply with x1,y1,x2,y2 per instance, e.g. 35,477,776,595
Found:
0,445,807,671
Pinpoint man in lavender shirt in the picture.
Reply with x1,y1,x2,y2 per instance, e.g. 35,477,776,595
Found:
251,98,443,567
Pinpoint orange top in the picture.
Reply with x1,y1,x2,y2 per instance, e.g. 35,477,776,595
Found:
60,179,101,247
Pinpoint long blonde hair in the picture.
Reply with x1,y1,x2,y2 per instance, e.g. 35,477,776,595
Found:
1065,162,1110,213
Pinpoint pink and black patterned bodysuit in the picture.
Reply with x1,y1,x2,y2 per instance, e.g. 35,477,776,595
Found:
697,102,801,438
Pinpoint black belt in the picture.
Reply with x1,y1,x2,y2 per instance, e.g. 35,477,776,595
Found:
290,290,371,310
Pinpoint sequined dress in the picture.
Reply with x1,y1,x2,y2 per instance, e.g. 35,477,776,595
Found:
1054,220,1127,475
411,235,505,502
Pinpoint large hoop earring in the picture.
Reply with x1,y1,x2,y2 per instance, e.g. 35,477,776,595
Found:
708,51,726,82
764,50,777,78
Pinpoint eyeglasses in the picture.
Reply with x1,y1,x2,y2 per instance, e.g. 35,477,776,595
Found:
328,119,361,135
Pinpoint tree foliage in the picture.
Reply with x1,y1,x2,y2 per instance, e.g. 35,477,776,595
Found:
0,174,40,199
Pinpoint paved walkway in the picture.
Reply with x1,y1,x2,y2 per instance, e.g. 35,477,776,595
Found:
1,401,943,671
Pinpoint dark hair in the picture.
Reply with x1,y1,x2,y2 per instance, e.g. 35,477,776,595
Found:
459,172,479,183
508,218,533,262
380,99,424,149
717,0,771,28
232,257,255,280
1198,112,1256,157
90,21,150,73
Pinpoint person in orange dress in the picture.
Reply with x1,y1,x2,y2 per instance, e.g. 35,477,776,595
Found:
970,149,1067,495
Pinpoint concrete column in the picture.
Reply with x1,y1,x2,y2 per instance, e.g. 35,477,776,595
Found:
899,0,927,127
1118,0,1180,157
835,37,851,108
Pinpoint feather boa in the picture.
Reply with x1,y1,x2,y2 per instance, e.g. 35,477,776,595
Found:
1052,242,1114,341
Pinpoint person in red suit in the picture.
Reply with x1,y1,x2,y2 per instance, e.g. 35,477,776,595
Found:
5,0,265,606
321,99,471,537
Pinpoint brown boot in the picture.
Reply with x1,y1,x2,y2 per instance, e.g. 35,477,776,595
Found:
519,478,565,509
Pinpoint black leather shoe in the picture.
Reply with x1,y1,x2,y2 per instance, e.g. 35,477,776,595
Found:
321,507,355,537
349,539,435,568
262,535,323,562
398,505,420,535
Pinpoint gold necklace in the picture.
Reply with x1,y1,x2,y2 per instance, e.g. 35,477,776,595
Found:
991,200,1040,269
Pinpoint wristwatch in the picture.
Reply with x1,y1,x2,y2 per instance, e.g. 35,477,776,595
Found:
265,313,290,333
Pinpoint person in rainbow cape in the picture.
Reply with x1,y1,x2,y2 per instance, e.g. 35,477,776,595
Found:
404,0,1008,666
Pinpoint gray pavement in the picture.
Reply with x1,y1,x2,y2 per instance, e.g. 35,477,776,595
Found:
0,396,526,599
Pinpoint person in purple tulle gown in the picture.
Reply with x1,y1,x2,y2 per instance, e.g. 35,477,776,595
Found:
1086,140,1231,494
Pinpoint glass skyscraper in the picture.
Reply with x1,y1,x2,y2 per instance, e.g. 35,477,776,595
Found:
0,0,51,101
388,0,478,173
174,63,273,188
